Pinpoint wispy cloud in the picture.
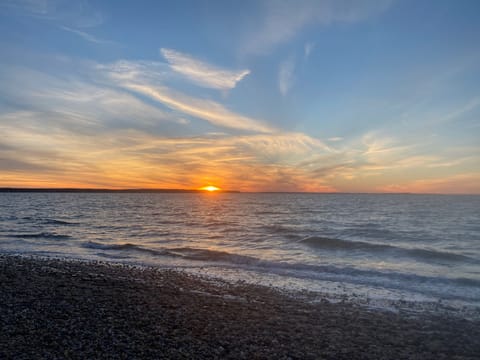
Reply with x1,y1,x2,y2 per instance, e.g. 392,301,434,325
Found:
233,132,333,163
278,56,295,96
304,41,315,59
60,26,114,45
97,60,170,83
0,64,188,136
327,137,343,142
125,83,274,133
0,109,334,191
160,48,250,90
0,0,49,15
242,0,392,55
3,1,114,45
115,132,336,191
0,60,335,191
2,60,465,192
379,174,480,194
1,0,104,27
101,60,274,133
2,48,477,193
435,96,480,124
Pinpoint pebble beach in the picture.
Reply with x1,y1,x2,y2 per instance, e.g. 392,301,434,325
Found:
1,255,479,359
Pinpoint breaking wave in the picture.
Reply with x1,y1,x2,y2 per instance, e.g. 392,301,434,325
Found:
11,232,72,240
82,241,167,256
82,242,258,264
79,241,480,300
298,236,475,263
42,219,78,226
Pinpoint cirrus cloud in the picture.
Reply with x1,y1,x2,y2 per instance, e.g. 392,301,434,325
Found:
242,0,393,55
101,59,274,133
160,48,250,90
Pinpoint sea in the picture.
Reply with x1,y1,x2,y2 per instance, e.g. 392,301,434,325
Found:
1,192,479,313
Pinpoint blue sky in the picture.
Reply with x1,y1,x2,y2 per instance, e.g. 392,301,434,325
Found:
0,0,479,192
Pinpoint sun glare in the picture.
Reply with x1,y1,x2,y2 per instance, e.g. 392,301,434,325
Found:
199,185,221,192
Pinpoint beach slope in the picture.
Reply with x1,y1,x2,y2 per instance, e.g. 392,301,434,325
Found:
1,255,479,359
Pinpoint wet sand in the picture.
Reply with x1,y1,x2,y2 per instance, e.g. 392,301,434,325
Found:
1,255,479,359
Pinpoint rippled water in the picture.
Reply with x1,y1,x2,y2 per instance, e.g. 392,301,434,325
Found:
1,192,479,307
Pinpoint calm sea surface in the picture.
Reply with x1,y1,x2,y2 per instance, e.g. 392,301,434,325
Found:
1,193,479,308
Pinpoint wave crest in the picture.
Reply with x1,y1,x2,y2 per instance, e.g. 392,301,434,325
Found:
43,219,78,226
298,236,475,263
11,232,71,240
82,241,166,256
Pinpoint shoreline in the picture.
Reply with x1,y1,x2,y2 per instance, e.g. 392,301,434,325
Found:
4,250,479,319
1,255,479,359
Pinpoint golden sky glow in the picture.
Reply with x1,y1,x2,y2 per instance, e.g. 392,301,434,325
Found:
0,1,479,193
199,186,221,192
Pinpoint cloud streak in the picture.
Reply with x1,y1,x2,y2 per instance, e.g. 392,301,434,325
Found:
1,0,104,27
160,48,250,90
125,83,275,133
243,0,392,55
1,95,477,193
101,60,274,133
278,56,295,96
60,26,115,45
0,112,333,191
304,42,315,59
379,174,480,194
1,48,478,193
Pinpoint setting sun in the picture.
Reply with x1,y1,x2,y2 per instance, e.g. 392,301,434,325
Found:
199,185,221,192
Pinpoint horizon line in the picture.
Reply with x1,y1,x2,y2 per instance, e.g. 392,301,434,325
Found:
0,187,478,195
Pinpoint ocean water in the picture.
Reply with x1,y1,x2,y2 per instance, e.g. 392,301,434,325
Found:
1,192,479,310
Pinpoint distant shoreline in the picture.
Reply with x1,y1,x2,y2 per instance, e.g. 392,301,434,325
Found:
0,188,240,193
0,188,478,195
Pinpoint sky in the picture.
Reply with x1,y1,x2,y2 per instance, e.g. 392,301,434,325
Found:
0,0,479,193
